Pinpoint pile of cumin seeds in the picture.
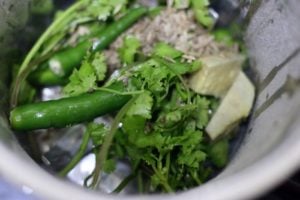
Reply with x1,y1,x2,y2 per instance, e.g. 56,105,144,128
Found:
105,8,239,68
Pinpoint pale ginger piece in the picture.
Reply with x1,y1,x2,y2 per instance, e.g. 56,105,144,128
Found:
206,71,255,140
189,54,245,98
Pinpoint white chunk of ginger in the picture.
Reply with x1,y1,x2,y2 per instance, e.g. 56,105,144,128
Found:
189,54,245,98
206,71,255,140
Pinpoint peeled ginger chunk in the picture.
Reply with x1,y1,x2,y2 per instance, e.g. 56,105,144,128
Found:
206,71,255,140
189,54,245,98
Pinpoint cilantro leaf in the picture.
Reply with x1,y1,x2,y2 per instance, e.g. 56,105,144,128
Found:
103,159,116,173
177,150,206,168
191,60,203,72
87,122,108,147
63,60,97,97
157,110,182,128
191,0,214,29
122,115,146,137
213,28,235,46
208,139,229,168
174,0,190,9
87,2,112,21
108,0,128,15
63,52,107,96
90,52,107,81
155,104,196,130
153,42,183,60
133,59,173,95
169,0,214,29
153,56,199,75
126,91,153,119
122,116,165,149
177,130,206,168
118,36,141,64
86,0,128,21
193,95,210,129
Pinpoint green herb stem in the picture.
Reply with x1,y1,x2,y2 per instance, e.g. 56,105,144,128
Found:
112,173,136,193
137,170,143,193
58,128,90,177
95,87,144,96
90,95,139,189
152,164,173,193
10,0,88,108
165,152,170,179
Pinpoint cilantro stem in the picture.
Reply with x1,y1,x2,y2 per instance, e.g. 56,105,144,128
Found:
10,0,88,108
58,128,90,177
137,170,143,193
95,87,144,96
151,164,173,193
162,179,173,193
158,154,163,170
112,173,136,193
84,171,94,188
165,152,170,179
90,95,139,189
173,75,191,104
189,170,202,185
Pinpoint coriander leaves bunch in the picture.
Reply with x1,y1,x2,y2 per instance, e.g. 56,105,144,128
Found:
78,42,227,192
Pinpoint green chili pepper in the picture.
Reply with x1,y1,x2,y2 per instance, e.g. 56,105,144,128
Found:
10,82,130,131
28,7,148,86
